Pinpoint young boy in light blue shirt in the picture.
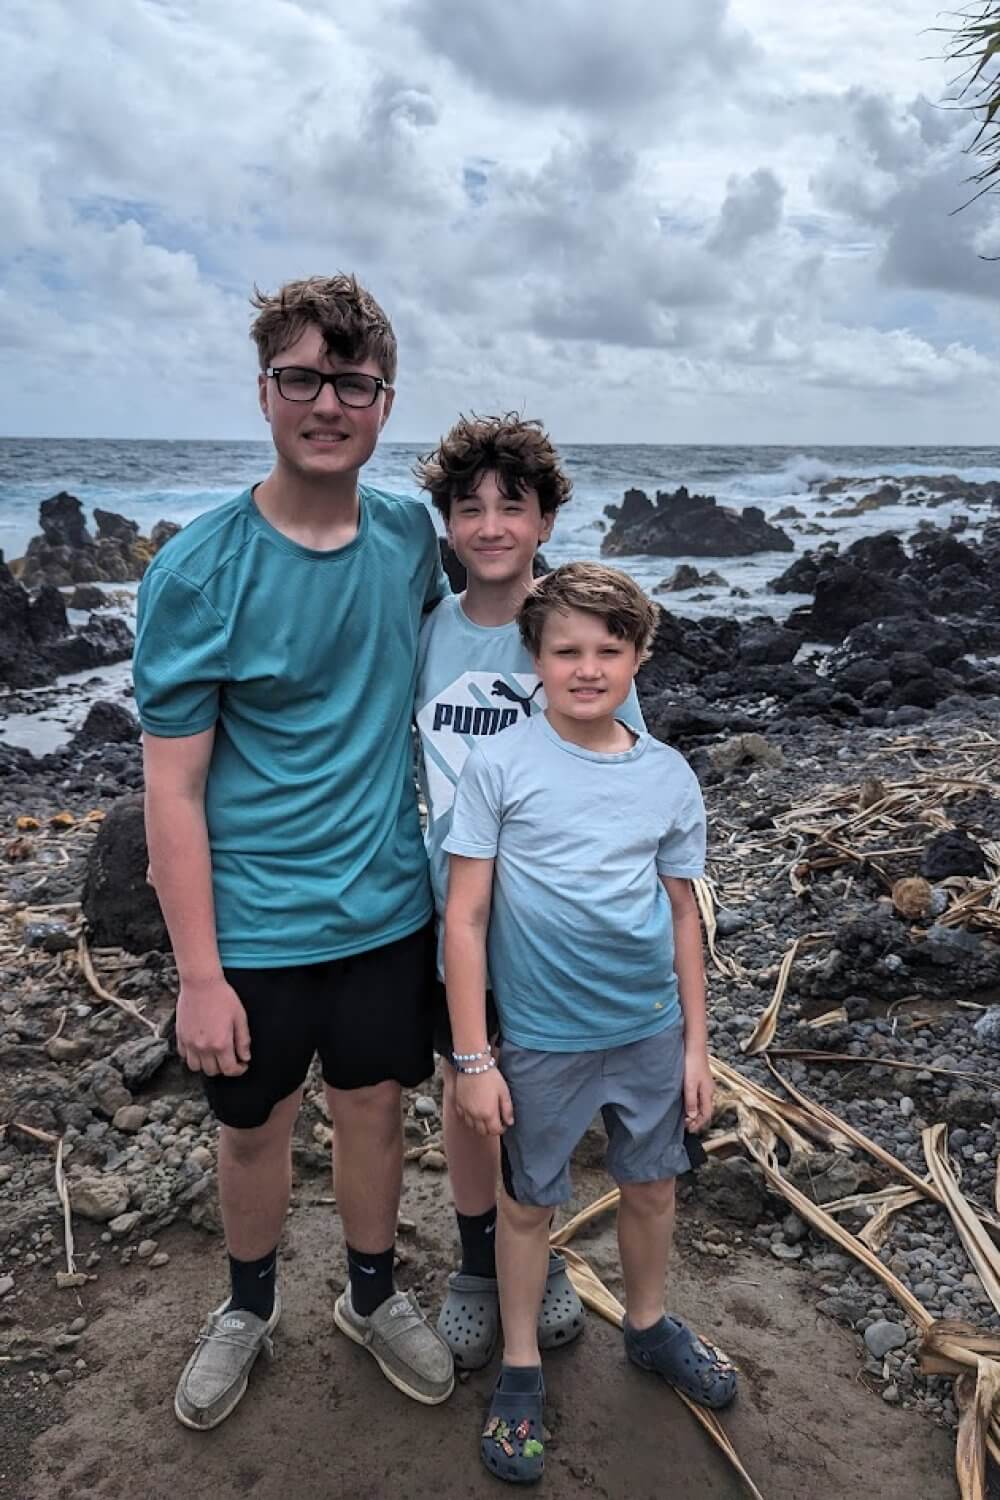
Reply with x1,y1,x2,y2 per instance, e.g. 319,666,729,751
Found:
415,417,643,1371
444,562,737,1484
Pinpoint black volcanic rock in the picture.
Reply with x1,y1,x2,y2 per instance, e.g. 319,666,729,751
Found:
0,561,51,688
75,700,141,745
738,623,802,667
28,585,69,646
46,615,134,674
95,509,140,545
602,487,794,559
81,795,169,954
15,494,157,588
921,830,988,880
39,492,93,549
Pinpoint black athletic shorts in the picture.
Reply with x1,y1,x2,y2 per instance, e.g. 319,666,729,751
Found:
203,920,436,1130
431,979,500,1063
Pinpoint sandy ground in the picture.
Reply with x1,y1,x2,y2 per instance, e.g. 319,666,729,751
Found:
6,1147,964,1500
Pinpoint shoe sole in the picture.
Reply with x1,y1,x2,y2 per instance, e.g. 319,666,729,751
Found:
333,1294,455,1406
173,1301,281,1431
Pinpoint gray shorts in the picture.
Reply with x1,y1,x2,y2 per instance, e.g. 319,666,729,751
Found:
498,1023,690,1208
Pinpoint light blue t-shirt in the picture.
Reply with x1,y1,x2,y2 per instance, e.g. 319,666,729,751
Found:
443,713,705,1052
415,592,644,969
134,485,448,968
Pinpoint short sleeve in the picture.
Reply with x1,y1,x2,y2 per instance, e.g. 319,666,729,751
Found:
420,508,451,614
656,771,707,878
443,746,502,859
133,566,229,737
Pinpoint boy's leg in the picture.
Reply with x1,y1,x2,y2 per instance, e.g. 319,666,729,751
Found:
325,1077,404,1309
175,965,320,1431
617,1177,675,1330
479,1045,595,1484
496,1188,551,1365
442,1060,500,1218
323,924,454,1404
604,1026,736,1409
218,1087,302,1258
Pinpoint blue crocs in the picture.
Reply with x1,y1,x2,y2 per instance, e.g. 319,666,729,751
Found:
624,1316,737,1409
480,1369,546,1485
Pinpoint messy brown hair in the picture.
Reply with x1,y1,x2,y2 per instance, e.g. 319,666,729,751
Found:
517,561,659,662
415,413,573,519
249,274,397,382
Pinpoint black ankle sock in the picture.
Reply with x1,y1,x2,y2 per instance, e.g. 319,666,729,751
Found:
457,1206,498,1279
499,1363,543,1394
346,1244,396,1317
227,1248,278,1321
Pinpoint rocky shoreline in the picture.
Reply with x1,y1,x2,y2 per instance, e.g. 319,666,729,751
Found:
2,476,1000,1487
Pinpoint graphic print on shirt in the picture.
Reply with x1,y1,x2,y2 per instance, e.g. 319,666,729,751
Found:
417,671,546,817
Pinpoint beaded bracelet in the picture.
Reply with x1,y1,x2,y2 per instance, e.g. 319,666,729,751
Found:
452,1047,491,1063
453,1055,498,1076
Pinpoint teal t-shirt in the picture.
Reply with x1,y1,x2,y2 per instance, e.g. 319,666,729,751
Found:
134,485,448,967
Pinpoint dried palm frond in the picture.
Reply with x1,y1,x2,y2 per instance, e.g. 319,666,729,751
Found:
740,933,830,1056
923,1124,1000,1319
693,877,744,979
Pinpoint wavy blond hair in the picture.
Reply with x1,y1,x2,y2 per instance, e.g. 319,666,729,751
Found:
517,561,659,661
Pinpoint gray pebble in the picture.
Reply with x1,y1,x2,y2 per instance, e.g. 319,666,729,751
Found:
864,1320,908,1359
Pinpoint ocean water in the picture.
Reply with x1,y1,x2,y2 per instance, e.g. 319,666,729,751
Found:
1,439,999,619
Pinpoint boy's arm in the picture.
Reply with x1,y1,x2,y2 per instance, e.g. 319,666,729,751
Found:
662,875,713,1133
445,854,513,1136
144,730,250,1077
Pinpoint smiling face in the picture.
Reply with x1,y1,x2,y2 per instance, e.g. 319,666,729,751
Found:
257,323,393,483
446,470,554,588
534,606,640,724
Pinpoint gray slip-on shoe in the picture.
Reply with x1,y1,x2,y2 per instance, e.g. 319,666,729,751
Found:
174,1295,281,1431
334,1287,454,1405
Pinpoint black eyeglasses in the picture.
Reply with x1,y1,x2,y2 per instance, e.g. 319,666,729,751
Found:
265,367,389,407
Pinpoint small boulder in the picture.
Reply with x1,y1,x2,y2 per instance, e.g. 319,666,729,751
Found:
68,584,108,611
94,509,140,545
709,734,785,773
150,520,182,553
111,1035,170,1090
75,700,140,745
81,795,169,954
864,1321,907,1359
72,1175,130,1223
921,831,988,881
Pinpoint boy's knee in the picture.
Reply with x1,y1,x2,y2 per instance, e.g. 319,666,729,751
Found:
619,1177,676,1217
500,1188,554,1235
326,1080,402,1143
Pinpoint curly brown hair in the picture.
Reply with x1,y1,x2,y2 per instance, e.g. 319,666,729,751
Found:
415,413,573,519
249,274,397,382
517,562,659,662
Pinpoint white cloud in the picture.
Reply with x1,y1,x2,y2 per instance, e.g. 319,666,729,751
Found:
0,0,999,442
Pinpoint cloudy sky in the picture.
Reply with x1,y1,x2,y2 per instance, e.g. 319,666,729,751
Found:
3,0,999,444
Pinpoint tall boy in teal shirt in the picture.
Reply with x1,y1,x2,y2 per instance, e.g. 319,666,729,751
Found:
135,275,454,1430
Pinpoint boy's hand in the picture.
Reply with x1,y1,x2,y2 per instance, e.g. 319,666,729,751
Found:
683,1047,714,1134
176,976,252,1077
455,1068,514,1136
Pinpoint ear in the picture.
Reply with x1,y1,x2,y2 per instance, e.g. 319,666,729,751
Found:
538,510,555,544
379,385,395,430
258,373,271,424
